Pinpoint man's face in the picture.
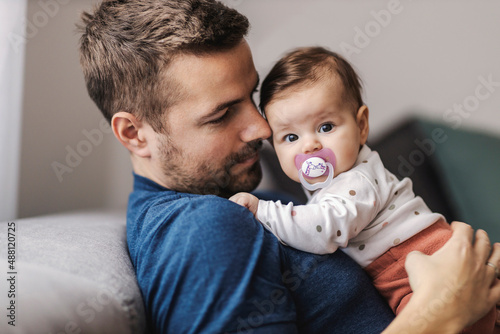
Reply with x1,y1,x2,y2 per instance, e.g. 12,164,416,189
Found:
154,41,271,197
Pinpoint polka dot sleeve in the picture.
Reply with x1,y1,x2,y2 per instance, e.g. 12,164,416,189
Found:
256,172,380,255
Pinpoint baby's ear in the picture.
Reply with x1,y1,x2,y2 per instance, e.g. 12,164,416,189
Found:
356,105,370,145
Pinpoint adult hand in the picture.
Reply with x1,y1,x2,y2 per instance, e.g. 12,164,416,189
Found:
383,221,500,334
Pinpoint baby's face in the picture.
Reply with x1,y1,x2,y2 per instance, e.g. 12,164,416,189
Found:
266,76,369,184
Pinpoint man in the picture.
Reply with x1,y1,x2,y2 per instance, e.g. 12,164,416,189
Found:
78,1,500,333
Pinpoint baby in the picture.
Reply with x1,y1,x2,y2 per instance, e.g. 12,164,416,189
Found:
230,46,496,333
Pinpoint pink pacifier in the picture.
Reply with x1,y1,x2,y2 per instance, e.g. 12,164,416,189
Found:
294,148,336,191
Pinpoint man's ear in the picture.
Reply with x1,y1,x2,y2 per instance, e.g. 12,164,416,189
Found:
356,105,370,146
111,112,151,158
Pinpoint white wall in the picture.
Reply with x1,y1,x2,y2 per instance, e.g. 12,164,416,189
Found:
233,0,500,139
18,0,132,218
17,0,500,218
0,0,26,221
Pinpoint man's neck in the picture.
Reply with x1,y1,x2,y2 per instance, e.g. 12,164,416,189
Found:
131,155,172,190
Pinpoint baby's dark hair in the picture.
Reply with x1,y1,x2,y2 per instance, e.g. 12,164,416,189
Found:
259,46,363,117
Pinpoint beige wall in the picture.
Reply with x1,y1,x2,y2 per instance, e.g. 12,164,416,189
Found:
17,0,500,218
19,0,132,218
239,0,500,138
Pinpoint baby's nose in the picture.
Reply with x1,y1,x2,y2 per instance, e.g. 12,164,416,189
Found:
303,137,322,154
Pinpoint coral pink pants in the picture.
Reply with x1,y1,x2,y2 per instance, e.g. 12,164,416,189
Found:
365,219,497,334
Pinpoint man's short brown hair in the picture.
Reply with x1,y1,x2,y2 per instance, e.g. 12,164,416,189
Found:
259,46,364,117
79,0,249,132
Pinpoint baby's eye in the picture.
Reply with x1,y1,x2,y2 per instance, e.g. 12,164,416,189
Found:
284,134,299,143
319,123,334,133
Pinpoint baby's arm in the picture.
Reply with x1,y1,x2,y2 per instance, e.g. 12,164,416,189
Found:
230,173,379,255
257,195,377,254
229,192,259,216
256,172,381,254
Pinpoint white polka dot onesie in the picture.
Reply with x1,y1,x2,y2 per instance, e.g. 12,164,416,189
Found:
256,145,444,268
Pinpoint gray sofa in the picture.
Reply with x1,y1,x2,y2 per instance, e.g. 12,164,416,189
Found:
0,210,148,334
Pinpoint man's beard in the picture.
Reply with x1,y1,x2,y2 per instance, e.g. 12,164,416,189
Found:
158,138,263,198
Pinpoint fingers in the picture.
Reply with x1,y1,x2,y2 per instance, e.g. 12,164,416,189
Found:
236,197,250,207
447,223,493,267
229,193,258,214
486,244,500,306
475,229,493,262
405,250,426,267
229,193,249,207
489,243,500,265
475,229,496,285
488,243,500,276
228,193,240,202
404,251,421,276
450,221,474,243
404,250,428,290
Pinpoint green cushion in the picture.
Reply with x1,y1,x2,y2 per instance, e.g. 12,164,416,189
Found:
417,120,500,242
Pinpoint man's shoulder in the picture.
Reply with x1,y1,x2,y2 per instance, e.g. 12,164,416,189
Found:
129,191,262,246
150,193,252,223
129,173,252,224
130,182,244,215
131,194,290,334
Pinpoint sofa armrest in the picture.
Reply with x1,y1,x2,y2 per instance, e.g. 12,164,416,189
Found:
0,210,148,333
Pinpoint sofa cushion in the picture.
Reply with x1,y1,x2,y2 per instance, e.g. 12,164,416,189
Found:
0,210,147,333
417,120,500,242
372,118,500,242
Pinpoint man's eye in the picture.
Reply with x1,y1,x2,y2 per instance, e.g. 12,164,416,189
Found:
284,134,299,142
208,111,229,125
319,123,334,133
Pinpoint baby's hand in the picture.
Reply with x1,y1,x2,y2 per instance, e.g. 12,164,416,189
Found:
229,192,259,216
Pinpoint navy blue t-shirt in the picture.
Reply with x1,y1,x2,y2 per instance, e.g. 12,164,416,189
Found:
127,173,394,333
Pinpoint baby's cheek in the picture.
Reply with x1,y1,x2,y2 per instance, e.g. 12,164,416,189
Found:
338,149,358,173
283,162,300,183
275,151,297,181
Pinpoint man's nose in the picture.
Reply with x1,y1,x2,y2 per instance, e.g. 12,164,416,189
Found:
239,105,272,142
303,136,322,154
